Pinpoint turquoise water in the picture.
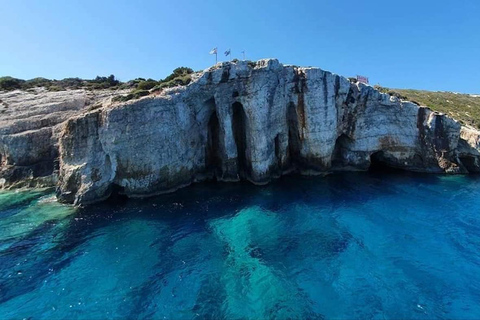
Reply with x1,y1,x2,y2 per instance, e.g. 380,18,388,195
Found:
1,172,480,319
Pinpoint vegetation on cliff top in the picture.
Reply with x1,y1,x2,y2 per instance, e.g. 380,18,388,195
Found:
0,67,195,103
0,75,120,92
376,86,480,128
2,70,479,127
112,67,194,102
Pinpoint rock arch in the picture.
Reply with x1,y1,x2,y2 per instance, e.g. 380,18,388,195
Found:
206,109,222,178
232,101,250,179
287,102,301,167
331,134,353,169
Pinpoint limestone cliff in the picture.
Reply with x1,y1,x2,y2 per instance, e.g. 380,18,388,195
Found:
0,88,122,189
2,59,480,205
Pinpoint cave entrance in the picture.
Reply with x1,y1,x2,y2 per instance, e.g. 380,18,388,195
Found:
287,102,301,166
274,134,281,163
232,101,249,179
331,134,352,169
272,134,282,174
107,183,128,204
459,156,480,173
369,151,404,173
206,110,222,178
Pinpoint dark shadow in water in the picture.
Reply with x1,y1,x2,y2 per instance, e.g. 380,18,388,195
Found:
0,220,83,303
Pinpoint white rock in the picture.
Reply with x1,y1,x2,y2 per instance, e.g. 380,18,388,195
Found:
2,60,480,204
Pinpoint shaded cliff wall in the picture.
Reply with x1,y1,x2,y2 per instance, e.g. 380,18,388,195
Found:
56,59,480,205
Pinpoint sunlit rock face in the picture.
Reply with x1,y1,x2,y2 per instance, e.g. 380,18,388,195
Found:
2,59,480,205
0,89,120,189
52,59,480,205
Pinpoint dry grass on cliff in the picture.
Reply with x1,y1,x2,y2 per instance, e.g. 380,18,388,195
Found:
377,87,480,128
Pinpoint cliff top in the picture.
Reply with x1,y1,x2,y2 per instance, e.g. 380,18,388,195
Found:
375,87,480,129
1,58,479,127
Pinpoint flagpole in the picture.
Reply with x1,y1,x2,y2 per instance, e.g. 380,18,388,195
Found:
210,47,218,64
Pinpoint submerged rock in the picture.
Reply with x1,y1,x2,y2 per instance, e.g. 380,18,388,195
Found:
2,59,480,204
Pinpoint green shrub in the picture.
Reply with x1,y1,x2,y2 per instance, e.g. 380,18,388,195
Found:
137,79,159,90
162,67,193,83
143,69,194,93
133,89,150,98
112,89,150,102
57,78,83,89
112,95,129,102
24,77,52,88
47,85,63,92
379,87,480,128
84,75,120,90
0,77,25,91
150,84,163,93
158,74,192,89
0,75,122,91
92,74,119,86
1,66,196,98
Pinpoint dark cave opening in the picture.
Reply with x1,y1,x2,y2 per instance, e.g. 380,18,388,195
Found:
274,134,281,163
287,102,301,166
232,101,249,179
459,156,480,173
107,183,128,204
206,110,222,178
369,151,404,173
273,134,282,173
331,134,352,169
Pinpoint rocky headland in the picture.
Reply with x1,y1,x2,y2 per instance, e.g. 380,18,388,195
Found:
1,59,480,205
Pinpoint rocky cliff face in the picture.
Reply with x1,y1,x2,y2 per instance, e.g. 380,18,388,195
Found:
2,59,480,205
0,88,121,189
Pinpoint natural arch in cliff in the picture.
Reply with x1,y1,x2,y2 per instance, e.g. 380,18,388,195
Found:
232,101,249,179
108,183,128,203
369,151,404,172
287,102,301,166
206,109,222,178
331,134,353,169
274,134,281,164
459,155,480,173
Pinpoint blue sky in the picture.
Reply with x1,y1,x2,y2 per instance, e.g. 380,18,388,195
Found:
1,0,479,92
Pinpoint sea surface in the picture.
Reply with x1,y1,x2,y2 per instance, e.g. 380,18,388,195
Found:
1,172,480,319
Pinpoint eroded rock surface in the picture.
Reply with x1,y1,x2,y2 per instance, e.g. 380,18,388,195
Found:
48,59,480,205
2,60,480,204
0,88,121,188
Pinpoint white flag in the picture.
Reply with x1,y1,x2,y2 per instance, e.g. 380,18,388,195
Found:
209,47,217,55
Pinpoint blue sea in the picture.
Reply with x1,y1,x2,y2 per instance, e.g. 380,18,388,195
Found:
1,172,480,319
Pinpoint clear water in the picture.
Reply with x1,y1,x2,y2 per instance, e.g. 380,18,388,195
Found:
1,172,480,319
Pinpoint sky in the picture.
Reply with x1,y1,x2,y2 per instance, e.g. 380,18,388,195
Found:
1,0,479,93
